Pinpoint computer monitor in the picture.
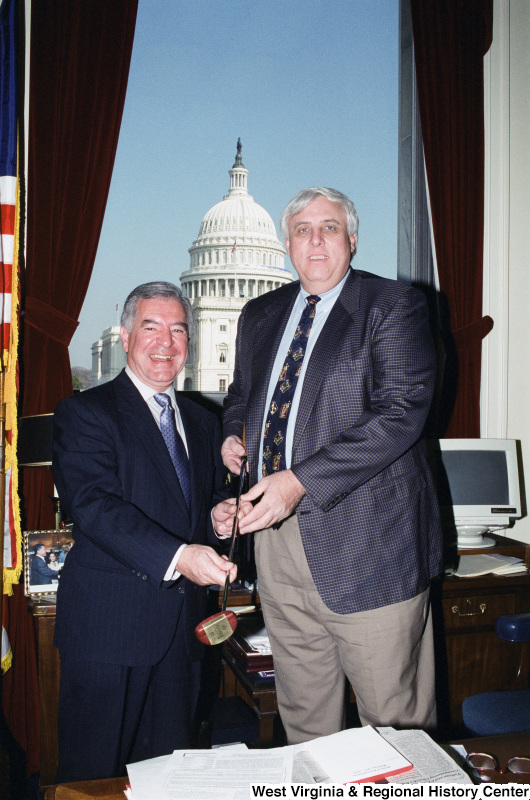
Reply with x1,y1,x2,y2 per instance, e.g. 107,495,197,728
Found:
429,438,522,548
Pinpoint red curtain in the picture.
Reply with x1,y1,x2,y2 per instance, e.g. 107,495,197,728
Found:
22,0,138,526
410,0,493,437
2,0,138,778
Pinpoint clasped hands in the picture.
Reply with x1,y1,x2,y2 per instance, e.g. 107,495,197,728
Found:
213,435,306,535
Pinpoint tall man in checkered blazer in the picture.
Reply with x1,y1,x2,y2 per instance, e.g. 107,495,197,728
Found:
213,187,443,743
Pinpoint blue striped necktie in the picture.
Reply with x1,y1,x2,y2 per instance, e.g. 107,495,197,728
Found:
262,295,320,476
154,393,191,508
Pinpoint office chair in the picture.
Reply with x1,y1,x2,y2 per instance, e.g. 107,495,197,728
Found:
462,613,530,735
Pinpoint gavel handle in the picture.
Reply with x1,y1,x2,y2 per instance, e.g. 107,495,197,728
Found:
221,456,247,612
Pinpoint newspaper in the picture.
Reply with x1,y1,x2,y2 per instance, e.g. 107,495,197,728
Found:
379,728,472,783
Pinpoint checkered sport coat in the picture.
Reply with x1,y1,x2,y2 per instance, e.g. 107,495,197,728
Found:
223,268,443,614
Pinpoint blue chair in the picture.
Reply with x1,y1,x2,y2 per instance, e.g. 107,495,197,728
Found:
462,613,530,735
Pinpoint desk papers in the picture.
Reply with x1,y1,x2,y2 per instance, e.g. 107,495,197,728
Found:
303,726,411,783
379,729,472,784
454,554,527,577
127,726,409,799
126,725,471,799
127,746,292,800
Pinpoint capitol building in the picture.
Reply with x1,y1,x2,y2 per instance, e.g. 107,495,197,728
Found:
177,141,292,391
91,142,293,389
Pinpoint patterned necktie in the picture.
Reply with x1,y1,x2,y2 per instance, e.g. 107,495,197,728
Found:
154,393,191,508
262,295,320,477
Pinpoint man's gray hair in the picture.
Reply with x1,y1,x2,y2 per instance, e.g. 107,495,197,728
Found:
121,281,193,337
280,187,359,252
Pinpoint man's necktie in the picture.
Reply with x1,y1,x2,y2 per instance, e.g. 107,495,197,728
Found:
262,295,320,477
154,393,191,508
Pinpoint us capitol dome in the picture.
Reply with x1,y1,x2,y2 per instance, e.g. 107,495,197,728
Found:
178,140,293,392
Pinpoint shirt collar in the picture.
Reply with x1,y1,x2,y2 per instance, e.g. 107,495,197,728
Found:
297,271,349,309
125,365,177,405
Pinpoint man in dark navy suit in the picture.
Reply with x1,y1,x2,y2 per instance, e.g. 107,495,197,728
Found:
214,188,443,743
53,281,236,781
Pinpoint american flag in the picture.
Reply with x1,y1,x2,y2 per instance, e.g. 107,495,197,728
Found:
1,0,21,673
231,240,237,253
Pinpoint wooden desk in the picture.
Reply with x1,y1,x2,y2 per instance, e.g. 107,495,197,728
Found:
434,535,530,735
44,776,128,799
28,596,60,787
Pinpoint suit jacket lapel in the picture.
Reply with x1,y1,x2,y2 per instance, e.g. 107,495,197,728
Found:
292,270,361,454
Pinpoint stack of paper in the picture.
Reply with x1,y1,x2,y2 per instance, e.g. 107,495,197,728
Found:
454,553,527,578
126,725,472,799
302,725,411,783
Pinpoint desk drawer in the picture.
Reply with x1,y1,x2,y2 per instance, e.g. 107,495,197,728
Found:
442,591,517,631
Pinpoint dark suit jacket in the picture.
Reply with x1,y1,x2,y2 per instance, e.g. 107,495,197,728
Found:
223,268,443,614
53,370,224,666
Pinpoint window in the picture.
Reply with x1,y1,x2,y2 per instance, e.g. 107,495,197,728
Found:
68,4,399,375
219,379,227,392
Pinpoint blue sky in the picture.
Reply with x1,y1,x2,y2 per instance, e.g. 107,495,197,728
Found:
69,0,399,368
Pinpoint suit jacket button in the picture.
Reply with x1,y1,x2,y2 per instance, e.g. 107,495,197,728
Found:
142,574,147,580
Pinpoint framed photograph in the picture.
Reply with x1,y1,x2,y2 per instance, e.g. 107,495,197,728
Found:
24,530,75,597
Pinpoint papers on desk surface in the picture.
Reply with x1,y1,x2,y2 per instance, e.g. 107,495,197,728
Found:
127,746,291,800
378,729,472,784
127,725,472,799
454,553,527,578
302,725,411,783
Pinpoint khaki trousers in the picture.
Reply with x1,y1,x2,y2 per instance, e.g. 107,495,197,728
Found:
255,515,437,744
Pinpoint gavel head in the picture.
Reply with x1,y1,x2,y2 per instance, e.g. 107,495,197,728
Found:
194,610,237,645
